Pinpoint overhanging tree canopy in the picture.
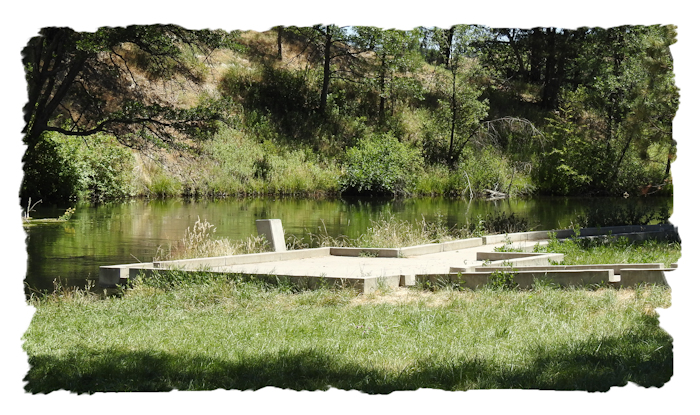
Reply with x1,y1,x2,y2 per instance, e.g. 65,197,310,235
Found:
22,25,238,150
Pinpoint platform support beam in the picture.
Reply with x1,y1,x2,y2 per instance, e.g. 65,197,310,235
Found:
256,219,287,252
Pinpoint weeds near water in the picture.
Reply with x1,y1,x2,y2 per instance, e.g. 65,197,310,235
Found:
473,211,532,235
58,207,76,221
351,214,471,248
22,197,42,221
154,216,269,261
26,277,99,306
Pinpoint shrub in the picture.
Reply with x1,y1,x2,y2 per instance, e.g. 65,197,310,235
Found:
413,165,454,196
459,147,513,194
534,106,608,195
22,132,137,203
340,133,422,196
21,133,80,204
68,135,137,201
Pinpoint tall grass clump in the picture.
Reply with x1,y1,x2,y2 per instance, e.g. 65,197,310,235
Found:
154,217,269,261
414,146,534,197
291,214,479,250
134,155,184,198
191,126,340,197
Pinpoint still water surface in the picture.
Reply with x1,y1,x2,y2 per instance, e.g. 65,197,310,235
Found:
23,196,672,294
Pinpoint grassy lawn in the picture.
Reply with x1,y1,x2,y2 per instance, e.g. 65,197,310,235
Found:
535,233,681,267
24,275,672,393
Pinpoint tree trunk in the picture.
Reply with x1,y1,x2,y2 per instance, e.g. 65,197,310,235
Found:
25,50,89,148
542,28,559,110
447,68,458,166
437,27,454,68
276,26,283,60
528,28,544,83
505,29,527,77
379,54,386,121
319,27,333,114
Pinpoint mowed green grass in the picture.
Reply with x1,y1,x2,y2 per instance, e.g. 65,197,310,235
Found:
23,273,672,394
535,235,681,267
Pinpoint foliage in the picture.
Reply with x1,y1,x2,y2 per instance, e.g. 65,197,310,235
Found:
20,25,239,203
22,25,237,147
340,133,422,196
488,269,518,290
535,102,609,195
288,212,530,249
58,207,76,221
59,134,137,202
422,59,490,168
219,65,319,140
20,133,80,203
21,132,136,203
20,24,678,201
351,27,425,121
190,126,340,197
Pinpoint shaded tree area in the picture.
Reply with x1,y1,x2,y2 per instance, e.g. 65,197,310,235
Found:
20,23,678,202
21,25,238,203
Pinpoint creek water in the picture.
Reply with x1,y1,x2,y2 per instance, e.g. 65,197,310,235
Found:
22,196,672,294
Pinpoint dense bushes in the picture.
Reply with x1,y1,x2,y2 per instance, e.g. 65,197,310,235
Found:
21,134,79,204
340,133,422,196
187,127,341,197
21,132,136,204
60,134,137,201
533,99,673,197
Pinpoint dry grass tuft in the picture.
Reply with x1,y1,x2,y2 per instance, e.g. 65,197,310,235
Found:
154,217,269,261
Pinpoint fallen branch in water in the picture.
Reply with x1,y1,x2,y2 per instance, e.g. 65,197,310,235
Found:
483,189,508,200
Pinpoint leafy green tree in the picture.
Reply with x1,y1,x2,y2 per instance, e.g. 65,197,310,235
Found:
351,27,423,121
22,25,236,148
21,25,237,202
426,58,490,168
476,27,586,110
536,102,609,195
478,25,677,194
422,26,543,171
285,24,367,115
577,25,678,187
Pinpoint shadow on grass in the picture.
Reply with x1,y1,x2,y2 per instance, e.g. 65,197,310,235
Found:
25,330,672,394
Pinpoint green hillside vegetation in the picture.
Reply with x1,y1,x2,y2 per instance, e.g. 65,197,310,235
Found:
20,25,678,203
